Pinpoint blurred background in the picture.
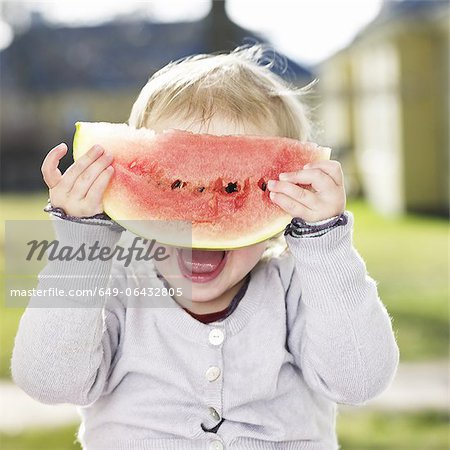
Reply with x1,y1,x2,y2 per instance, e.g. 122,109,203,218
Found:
0,1,448,449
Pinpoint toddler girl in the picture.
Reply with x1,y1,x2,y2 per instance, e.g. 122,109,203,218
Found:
12,46,399,450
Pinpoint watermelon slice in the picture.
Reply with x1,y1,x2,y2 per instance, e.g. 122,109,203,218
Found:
73,122,331,249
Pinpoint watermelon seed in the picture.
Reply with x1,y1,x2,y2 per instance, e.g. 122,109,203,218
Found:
198,186,205,192
129,161,137,169
225,182,239,193
258,178,267,191
171,179,182,189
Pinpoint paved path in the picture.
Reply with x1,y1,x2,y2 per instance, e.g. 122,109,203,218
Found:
0,360,448,433
0,381,79,433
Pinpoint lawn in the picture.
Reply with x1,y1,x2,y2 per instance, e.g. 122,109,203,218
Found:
0,410,448,450
0,425,80,450
0,194,51,380
337,409,449,449
349,201,449,361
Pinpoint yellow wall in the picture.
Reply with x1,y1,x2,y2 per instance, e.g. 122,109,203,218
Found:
317,11,449,216
397,25,449,214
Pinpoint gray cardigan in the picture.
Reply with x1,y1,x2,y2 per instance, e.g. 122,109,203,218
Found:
11,211,399,450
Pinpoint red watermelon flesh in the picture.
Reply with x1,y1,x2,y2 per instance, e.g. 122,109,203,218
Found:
73,122,331,249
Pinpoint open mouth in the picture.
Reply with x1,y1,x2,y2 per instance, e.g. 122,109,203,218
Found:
177,249,228,283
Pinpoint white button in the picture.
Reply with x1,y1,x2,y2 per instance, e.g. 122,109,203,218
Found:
210,441,224,450
208,406,221,421
209,328,224,346
205,366,221,382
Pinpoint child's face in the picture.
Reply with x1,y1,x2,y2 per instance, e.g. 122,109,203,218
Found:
153,116,277,304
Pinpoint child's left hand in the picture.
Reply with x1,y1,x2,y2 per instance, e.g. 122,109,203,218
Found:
267,160,346,223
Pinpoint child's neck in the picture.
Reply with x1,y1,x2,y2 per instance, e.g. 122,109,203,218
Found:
177,278,246,316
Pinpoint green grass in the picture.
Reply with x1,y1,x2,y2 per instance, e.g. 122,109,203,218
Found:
337,410,450,449
0,411,448,450
0,424,80,450
349,200,449,361
0,194,448,379
0,194,49,380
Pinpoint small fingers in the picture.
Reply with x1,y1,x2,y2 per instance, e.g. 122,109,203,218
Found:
85,166,114,207
267,180,315,207
41,143,68,189
279,168,336,192
269,191,311,217
70,152,114,199
59,145,105,192
303,160,344,186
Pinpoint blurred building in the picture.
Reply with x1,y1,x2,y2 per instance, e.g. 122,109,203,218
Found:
0,0,312,191
316,0,449,216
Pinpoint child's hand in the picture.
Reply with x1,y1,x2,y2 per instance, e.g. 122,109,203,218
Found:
41,143,114,217
267,160,346,222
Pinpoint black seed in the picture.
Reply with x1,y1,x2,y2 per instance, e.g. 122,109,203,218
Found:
225,182,238,193
198,186,205,192
258,178,267,191
171,179,182,189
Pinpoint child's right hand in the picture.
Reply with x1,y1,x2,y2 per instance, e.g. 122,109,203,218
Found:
41,143,114,217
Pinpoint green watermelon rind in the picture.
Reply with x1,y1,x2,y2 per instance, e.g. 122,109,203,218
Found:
101,213,290,250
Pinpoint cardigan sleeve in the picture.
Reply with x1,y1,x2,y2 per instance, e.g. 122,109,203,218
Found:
284,210,400,405
11,217,126,406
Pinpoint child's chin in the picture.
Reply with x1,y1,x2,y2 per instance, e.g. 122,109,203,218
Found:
188,285,227,303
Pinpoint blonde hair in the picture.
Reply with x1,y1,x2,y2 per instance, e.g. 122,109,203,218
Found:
128,44,314,141
128,45,314,257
